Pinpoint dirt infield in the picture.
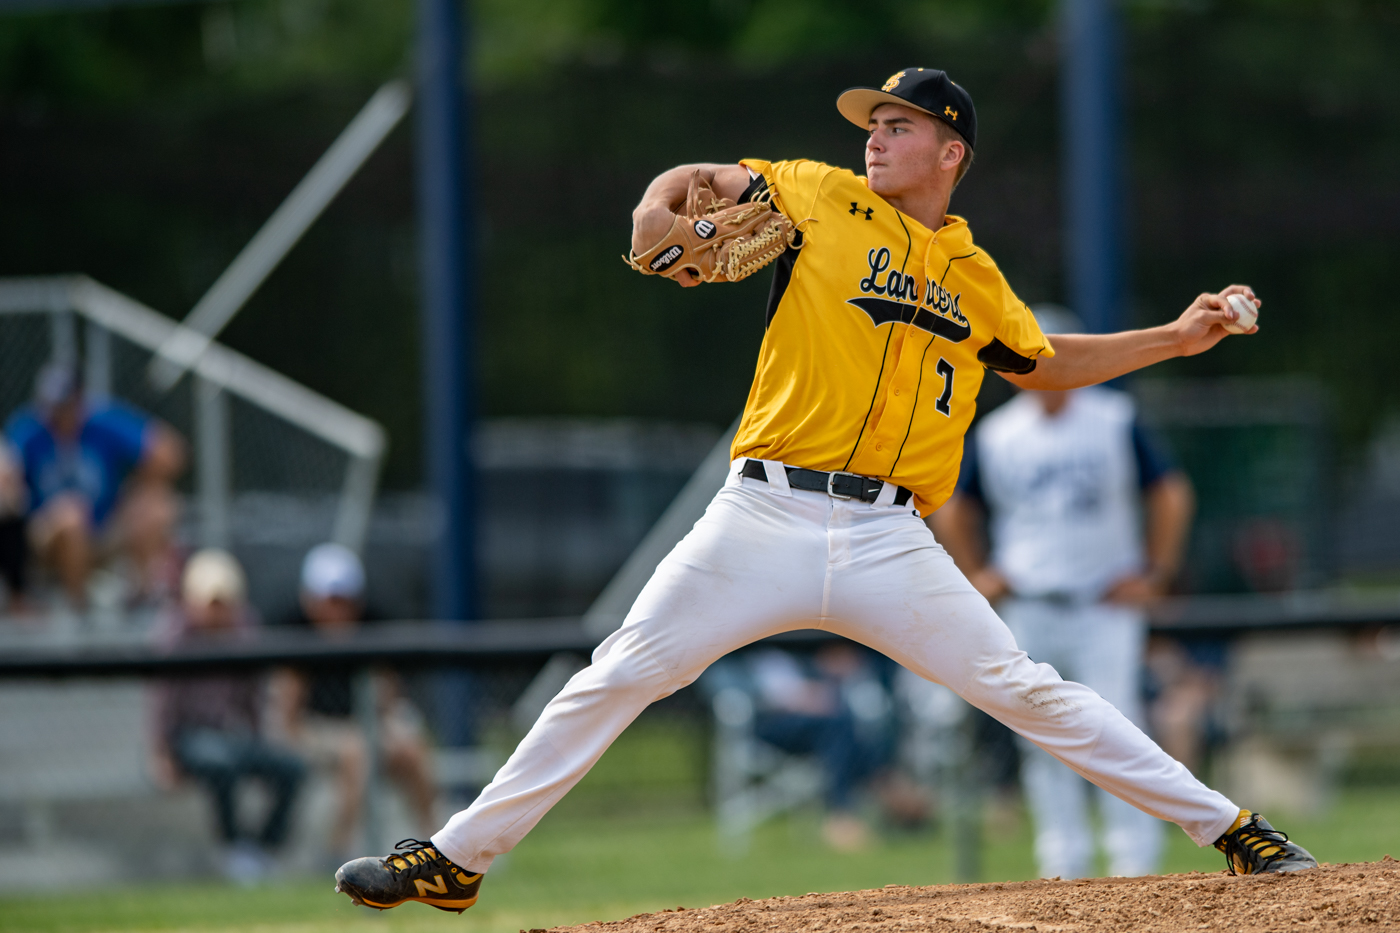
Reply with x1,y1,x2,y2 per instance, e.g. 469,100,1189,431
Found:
546,859,1397,933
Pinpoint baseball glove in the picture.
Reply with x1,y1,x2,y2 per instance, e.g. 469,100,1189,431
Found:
624,171,801,283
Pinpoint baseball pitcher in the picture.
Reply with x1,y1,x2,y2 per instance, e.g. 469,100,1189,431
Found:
334,67,1315,914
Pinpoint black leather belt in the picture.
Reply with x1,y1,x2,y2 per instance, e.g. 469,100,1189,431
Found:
741,460,912,507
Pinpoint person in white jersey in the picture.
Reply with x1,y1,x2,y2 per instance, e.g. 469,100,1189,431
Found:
933,305,1195,878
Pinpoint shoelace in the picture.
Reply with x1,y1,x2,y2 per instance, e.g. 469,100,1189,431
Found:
383,838,446,878
1217,815,1290,875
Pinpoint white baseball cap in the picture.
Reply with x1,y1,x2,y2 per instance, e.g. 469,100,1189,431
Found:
300,542,365,600
183,548,247,607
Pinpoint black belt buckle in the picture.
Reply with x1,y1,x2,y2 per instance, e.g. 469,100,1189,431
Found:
826,470,863,500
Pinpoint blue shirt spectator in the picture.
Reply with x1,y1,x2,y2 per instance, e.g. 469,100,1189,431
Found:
2,363,185,608
6,401,151,528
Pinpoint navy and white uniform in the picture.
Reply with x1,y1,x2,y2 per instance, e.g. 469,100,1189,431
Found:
959,386,1176,878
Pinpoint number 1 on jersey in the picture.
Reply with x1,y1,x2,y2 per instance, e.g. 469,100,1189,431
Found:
934,358,954,416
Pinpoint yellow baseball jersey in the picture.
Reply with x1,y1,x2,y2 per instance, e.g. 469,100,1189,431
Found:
731,158,1054,516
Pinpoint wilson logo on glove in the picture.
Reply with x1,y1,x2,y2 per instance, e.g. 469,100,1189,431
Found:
694,219,717,239
649,245,684,272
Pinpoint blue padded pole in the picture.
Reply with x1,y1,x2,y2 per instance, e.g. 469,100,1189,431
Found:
416,0,475,623
1061,0,1125,335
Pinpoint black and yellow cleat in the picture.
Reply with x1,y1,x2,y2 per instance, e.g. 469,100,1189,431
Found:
1213,810,1318,875
334,838,483,913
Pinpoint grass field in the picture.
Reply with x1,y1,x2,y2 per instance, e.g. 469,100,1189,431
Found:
4,720,1398,933
4,789,1398,933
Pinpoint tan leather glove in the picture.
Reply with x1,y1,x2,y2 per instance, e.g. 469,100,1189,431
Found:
625,170,801,283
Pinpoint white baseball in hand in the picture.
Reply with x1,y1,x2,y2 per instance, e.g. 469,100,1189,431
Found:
1223,294,1258,334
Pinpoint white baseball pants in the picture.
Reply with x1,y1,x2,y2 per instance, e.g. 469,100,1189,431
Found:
433,460,1238,873
1000,598,1164,878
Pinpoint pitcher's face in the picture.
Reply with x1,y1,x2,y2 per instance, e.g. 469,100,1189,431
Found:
864,103,963,202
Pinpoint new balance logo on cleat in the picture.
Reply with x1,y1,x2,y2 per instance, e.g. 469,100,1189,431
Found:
334,838,483,913
414,875,449,896
1214,811,1318,875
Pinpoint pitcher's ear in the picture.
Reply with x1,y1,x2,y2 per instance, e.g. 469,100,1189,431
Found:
941,139,966,171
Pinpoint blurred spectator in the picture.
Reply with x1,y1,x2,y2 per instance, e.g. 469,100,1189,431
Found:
149,549,306,885
0,438,29,609
933,306,1195,879
4,364,185,608
749,643,922,850
269,543,436,861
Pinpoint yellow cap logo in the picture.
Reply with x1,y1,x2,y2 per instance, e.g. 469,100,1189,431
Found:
882,71,906,92
944,105,959,120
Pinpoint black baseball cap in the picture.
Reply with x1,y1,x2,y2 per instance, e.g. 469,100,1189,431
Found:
837,68,977,151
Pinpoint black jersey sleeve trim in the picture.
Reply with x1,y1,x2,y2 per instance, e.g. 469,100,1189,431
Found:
737,172,768,205
741,171,800,330
977,338,1039,374
763,231,804,329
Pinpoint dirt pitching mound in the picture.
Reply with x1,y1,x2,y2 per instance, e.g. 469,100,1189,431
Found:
545,859,1398,933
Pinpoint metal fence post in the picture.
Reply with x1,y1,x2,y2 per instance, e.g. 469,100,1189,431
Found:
353,668,386,856
84,321,111,401
331,452,383,555
50,310,76,370
194,376,231,549
950,709,983,883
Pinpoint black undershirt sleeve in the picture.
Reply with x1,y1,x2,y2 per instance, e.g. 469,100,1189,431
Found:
737,171,768,205
976,338,1039,374
739,173,772,205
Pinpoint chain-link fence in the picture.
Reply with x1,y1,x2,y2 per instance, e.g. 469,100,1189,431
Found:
1136,377,1332,594
0,275,397,888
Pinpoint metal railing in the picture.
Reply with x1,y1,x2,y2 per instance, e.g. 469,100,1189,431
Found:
0,275,386,552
